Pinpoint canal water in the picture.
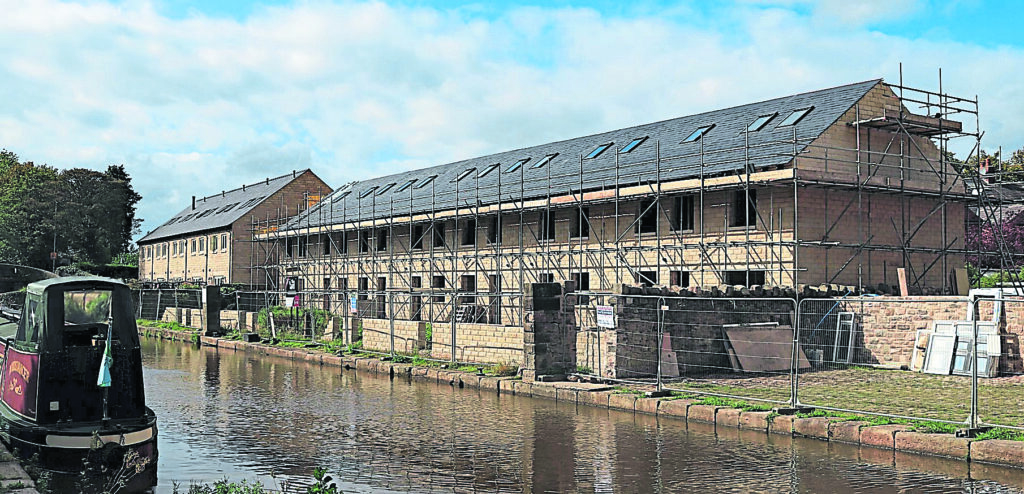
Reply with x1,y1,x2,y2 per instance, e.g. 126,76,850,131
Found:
139,338,1024,493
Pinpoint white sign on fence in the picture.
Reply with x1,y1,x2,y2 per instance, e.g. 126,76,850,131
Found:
596,305,615,329
350,296,358,314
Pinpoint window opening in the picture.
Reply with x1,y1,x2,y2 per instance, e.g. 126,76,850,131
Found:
584,144,612,160
730,189,757,228
572,207,590,238
747,113,777,132
376,182,396,195
506,158,530,173
453,168,476,182
671,195,695,231
638,200,658,234
619,136,648,154
778,107,813,127
395,179,417,193
531,153,558,169
415,175,437,188
683,124,715,143
478,163,500,178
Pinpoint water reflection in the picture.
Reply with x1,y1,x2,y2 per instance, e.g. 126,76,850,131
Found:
142,339,1024,493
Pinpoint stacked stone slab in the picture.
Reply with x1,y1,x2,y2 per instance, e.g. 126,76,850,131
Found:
522,282,577,382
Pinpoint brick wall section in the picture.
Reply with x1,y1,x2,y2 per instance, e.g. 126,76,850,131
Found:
430,322,524,365
360,318,426,354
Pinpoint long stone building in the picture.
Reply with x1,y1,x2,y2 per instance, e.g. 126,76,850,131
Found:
248,79,976,359
138,169,330,286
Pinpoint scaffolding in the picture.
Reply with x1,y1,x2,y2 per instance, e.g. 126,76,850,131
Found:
243,70,1015,330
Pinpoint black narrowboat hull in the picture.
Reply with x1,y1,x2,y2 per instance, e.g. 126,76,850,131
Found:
0,403,158,476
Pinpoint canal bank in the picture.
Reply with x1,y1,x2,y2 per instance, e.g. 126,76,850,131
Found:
140,326,1024,475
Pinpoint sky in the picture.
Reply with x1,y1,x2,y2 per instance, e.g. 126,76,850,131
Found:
1,0,1023,242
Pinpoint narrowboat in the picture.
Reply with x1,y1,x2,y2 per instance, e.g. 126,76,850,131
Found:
0,274,157,481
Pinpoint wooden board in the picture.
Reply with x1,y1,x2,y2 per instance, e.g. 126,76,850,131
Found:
723,325,811,372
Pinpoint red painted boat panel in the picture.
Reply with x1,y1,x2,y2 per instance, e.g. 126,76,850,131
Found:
2,348,39,420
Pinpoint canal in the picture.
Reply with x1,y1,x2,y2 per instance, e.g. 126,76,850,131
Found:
139,337,1024,493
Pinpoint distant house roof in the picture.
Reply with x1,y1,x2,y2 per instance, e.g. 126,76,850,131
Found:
286,79,882,231
139,170,315,244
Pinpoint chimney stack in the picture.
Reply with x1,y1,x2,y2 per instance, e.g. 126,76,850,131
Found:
192,196,196,210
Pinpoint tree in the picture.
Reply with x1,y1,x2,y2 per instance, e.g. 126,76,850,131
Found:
0,150,143,270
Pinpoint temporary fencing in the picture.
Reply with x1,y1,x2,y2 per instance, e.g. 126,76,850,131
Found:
575,292,797,405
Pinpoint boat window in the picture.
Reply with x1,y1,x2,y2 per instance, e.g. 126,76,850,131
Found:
64,290,112,326
63,290,113,347
16,299,41,346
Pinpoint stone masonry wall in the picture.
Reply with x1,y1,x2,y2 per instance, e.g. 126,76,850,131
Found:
608,289,795,378
431,322,524,365
360,318,426,355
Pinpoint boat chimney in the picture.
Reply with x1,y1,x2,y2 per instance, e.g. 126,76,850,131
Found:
191,196,196,210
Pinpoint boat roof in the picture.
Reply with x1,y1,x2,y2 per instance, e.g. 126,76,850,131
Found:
27,276,127,295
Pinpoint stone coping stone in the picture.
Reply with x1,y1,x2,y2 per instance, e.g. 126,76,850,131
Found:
608,393,637,412
793,417,830,439
739,411,772,431
861,424,911,450
829,421,867,444
479,377,503,393
687,404,719,424
769,414,796,435
578,390,611,408
895,432,971,459
971,439,1024,468
556,387,579,403
717,408,741,428
530,383,558,400
657,399,694,420
511,380,532,397
635,398,660,416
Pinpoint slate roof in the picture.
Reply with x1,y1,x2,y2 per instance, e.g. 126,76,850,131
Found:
285,79,882,231
139,170,313,243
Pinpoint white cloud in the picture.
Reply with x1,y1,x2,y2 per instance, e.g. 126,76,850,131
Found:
0,0,1021,241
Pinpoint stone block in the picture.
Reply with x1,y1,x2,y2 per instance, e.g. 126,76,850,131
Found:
608,393,637,412
657,399,692,420
530,383,558,400
860,424,911,450
895,432,970,459
635,398,660,416
479,377,502,393
769,414,796,435
829,421,866,444
793,417,830,439
556,387,578,403
739,411,771,431
717,408,741,428
511,380,532,397
578,390,610,408
687,404,719,423
970,439,1024,467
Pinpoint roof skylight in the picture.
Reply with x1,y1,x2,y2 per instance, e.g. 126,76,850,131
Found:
359,186,378,199
395,179,417,193
619,136,648,153
532,154,558,169
747,113,777,132
778,107,813,127
478,163,500,178
506,158,530,173
415,175,437,188
585,144,612,160
453,168,476,182
331,190,352,203
376,182,396,195
683,125,715,143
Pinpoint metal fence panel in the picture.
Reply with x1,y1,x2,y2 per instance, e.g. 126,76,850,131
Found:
576,293,796,405
797,297,972,424
977,297,1024,430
